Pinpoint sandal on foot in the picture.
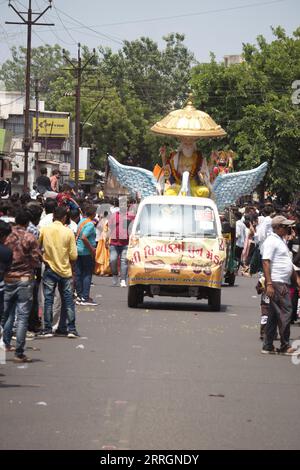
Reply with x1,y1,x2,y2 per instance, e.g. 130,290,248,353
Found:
13,355,32,363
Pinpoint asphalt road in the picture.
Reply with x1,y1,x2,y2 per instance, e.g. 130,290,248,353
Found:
1,275,300,450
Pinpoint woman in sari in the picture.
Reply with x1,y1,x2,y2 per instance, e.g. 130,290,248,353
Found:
94,211,111,276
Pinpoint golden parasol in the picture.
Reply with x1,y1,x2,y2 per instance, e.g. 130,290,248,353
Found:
151,95,227,139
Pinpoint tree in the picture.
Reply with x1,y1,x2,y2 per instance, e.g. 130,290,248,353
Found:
190,27,300,201
99,33,194,117
0,36,195,170
96,34,195,167
0,44,67,95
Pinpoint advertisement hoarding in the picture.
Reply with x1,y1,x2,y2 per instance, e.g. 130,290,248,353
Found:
32,118,69,137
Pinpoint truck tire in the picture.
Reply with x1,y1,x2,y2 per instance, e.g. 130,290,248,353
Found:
208,288,221,312
128,285,144,308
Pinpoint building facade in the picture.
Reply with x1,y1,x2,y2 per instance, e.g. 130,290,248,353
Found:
223,55,244,67
0,91,73,193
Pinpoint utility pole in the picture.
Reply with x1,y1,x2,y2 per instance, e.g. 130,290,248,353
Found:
34,79,39,143
6,0,54,192
63,44,96,187
34,78,39,175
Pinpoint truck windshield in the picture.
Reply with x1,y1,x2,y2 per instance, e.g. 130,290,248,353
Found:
135,204,218,238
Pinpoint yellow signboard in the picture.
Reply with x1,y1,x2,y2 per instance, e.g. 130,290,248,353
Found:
32,118,69,137
127,237,226,288
70,169,95,181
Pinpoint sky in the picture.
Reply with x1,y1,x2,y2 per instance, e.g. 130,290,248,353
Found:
0,0,299,65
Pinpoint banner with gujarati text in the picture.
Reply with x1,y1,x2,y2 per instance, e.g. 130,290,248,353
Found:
128,237,226,288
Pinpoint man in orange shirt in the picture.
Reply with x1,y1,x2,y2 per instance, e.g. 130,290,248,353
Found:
50,169,60,193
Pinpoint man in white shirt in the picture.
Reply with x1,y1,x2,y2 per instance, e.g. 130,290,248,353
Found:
38,199,57,229
235,211,246,270
262,215,300,355
255,205,274,253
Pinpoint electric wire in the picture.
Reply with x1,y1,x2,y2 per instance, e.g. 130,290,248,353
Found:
79,0,288,28
54,7,124,45
36,0,288,32
38,0,124,45
52,4,77,46
8,0,290,52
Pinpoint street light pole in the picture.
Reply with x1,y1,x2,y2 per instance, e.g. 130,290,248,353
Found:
6,0,54,192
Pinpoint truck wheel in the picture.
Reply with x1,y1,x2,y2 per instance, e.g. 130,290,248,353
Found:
128,285,144,308
208,288,221,312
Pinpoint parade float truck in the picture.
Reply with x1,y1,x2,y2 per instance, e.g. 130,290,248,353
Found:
127,195,225,310
108,96,267,310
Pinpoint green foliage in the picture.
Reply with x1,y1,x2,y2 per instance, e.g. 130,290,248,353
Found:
99,33,194,116
0,36,194,170
1,28,300,202
190,27,300,202
0,44,66,94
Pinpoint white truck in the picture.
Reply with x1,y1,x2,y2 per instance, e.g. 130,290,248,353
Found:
127,196,226,311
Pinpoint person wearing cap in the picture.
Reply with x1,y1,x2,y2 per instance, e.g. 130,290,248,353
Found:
261,215,300,355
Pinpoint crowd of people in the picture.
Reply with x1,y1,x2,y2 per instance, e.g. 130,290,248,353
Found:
0,168,137,363
1,165,300,362
231,199,300,355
